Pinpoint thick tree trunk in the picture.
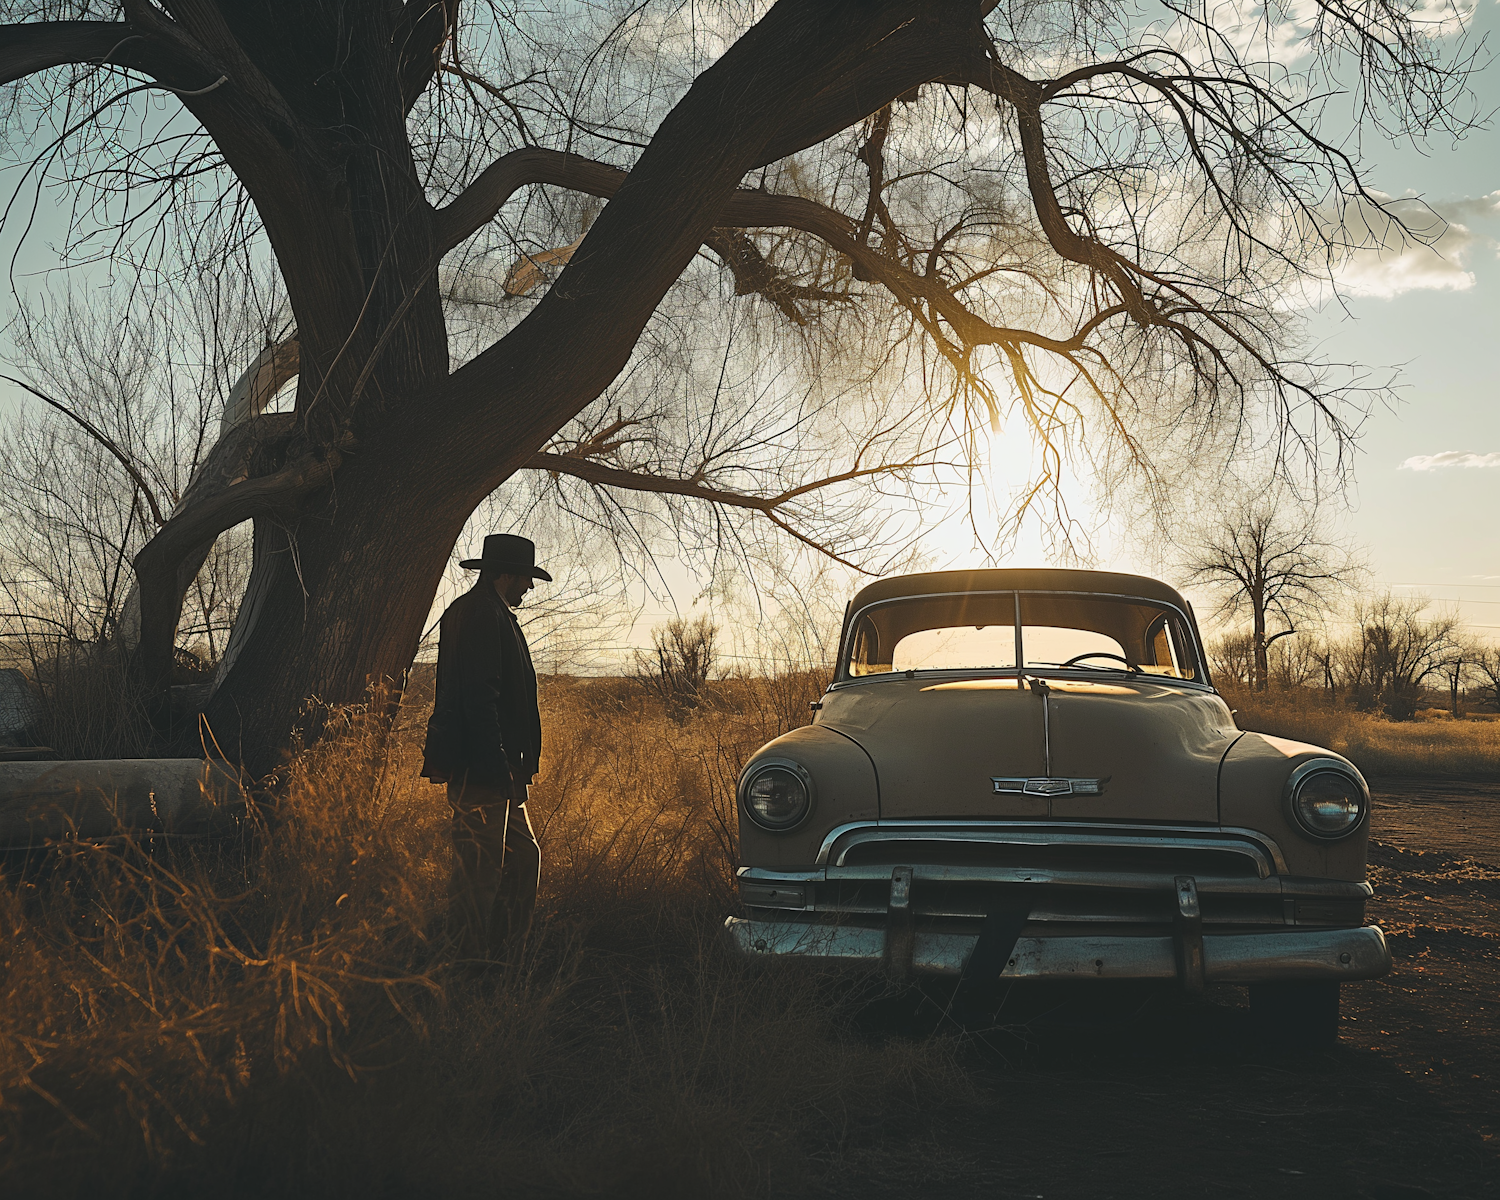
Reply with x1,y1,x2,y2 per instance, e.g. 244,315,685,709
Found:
199,439,471,774
1252,604,1268,693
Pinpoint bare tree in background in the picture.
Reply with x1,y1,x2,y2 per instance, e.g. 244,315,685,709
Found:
1207,592,1487,720
0,282,275,723
1472,646,1500,713
1182,494,1364,692
633,616,719,719
1350,593,1461,721
1206,631,1255,689
1433,632,1484,718
0,1,1480,770
1268,631,1323,691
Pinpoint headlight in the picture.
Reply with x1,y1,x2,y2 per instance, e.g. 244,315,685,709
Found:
1287,761,1367,840
740,759,813,831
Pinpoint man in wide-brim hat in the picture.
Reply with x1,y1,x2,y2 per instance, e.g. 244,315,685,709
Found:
422,533,552,962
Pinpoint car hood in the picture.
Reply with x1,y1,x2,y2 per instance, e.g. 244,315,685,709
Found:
815,675,1241,823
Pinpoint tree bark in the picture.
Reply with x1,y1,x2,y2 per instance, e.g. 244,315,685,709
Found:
199,439,466,772
1252,592,1268,693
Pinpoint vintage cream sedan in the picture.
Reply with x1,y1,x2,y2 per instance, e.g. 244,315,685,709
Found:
726,568,1391,1042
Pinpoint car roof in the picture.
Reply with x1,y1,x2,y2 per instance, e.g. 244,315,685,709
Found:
847,568,1192,613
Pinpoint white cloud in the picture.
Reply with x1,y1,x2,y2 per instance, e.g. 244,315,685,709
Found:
1337,242,1477,297
1333,191,1499,299
1399,451,1500,471
1160,0,1476,72
1440,192,1500,224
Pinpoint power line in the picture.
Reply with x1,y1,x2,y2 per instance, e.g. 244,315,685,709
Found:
1409,598,1500,606
1387,581,1500,589
531,645,824,662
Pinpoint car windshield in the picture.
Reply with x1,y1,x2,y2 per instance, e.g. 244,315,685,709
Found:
843,591,1201,681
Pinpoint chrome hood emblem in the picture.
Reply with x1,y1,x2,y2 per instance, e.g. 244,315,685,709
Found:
992,776,1108,797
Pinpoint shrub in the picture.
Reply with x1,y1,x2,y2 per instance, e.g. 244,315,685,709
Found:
631,616,720,720
9,639,153,758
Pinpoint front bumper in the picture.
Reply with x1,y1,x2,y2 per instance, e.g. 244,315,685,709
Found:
723,915,1392,983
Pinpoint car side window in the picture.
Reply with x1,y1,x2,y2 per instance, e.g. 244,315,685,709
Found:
1168,616,1200,680
848,616,890,676
1140,613,1199,680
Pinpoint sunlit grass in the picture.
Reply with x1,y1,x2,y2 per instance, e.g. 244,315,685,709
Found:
1224,687,1500,778
0,673,966,1197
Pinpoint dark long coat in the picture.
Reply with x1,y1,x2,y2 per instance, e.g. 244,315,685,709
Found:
421,580,541,794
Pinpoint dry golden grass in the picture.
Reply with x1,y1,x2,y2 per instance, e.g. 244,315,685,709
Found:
1222,687,1500,779
0,673,966,1198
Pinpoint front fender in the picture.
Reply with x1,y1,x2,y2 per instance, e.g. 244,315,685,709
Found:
1219,732,1370,882
737,726,878,869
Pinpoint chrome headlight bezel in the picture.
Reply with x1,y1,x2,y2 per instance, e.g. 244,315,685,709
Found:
739,758,815,832
1284,757,1369,841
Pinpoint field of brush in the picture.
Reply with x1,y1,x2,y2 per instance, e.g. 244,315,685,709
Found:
2,674,1496,1197
1221,687,1500,779
0,673,968,1196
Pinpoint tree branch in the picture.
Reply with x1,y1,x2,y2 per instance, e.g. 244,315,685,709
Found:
140,446,335,576
527,451,787,513
434,147,627,255
0,21,131,85
750,6,987,167
950,51,1153,322
524,451,919,572
132,428,342,698
221,336,301,433
2,373,166,527
435,146,1104,355
720,189,1102,354
702,228,849,325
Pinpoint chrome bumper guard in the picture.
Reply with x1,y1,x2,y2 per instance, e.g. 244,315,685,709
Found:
722,916,1391,984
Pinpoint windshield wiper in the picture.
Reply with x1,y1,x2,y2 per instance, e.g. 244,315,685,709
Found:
1030,660,1141,675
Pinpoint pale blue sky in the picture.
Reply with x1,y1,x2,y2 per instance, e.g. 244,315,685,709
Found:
1288,6,1500,635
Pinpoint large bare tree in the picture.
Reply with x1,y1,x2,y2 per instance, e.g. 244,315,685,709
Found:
1181,492,1364,691
1350,592,1461,720
0,0,1477,770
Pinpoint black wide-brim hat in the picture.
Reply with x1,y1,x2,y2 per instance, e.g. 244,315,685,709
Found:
459,533,553,581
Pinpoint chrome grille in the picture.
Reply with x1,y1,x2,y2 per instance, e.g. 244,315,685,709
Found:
741,820,1298,929
839,838,1262,879
818,821,1283,878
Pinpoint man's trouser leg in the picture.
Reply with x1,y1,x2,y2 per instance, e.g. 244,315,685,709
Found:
446,778,541,961
447,778,508,960
490,800,540,956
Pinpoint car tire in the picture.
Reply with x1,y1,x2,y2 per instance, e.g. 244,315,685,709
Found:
1249,981,1341,1047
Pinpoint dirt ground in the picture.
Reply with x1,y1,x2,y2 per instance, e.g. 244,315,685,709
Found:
802,778,1499,1200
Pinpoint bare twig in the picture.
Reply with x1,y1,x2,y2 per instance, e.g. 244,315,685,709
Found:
3,373,166,527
